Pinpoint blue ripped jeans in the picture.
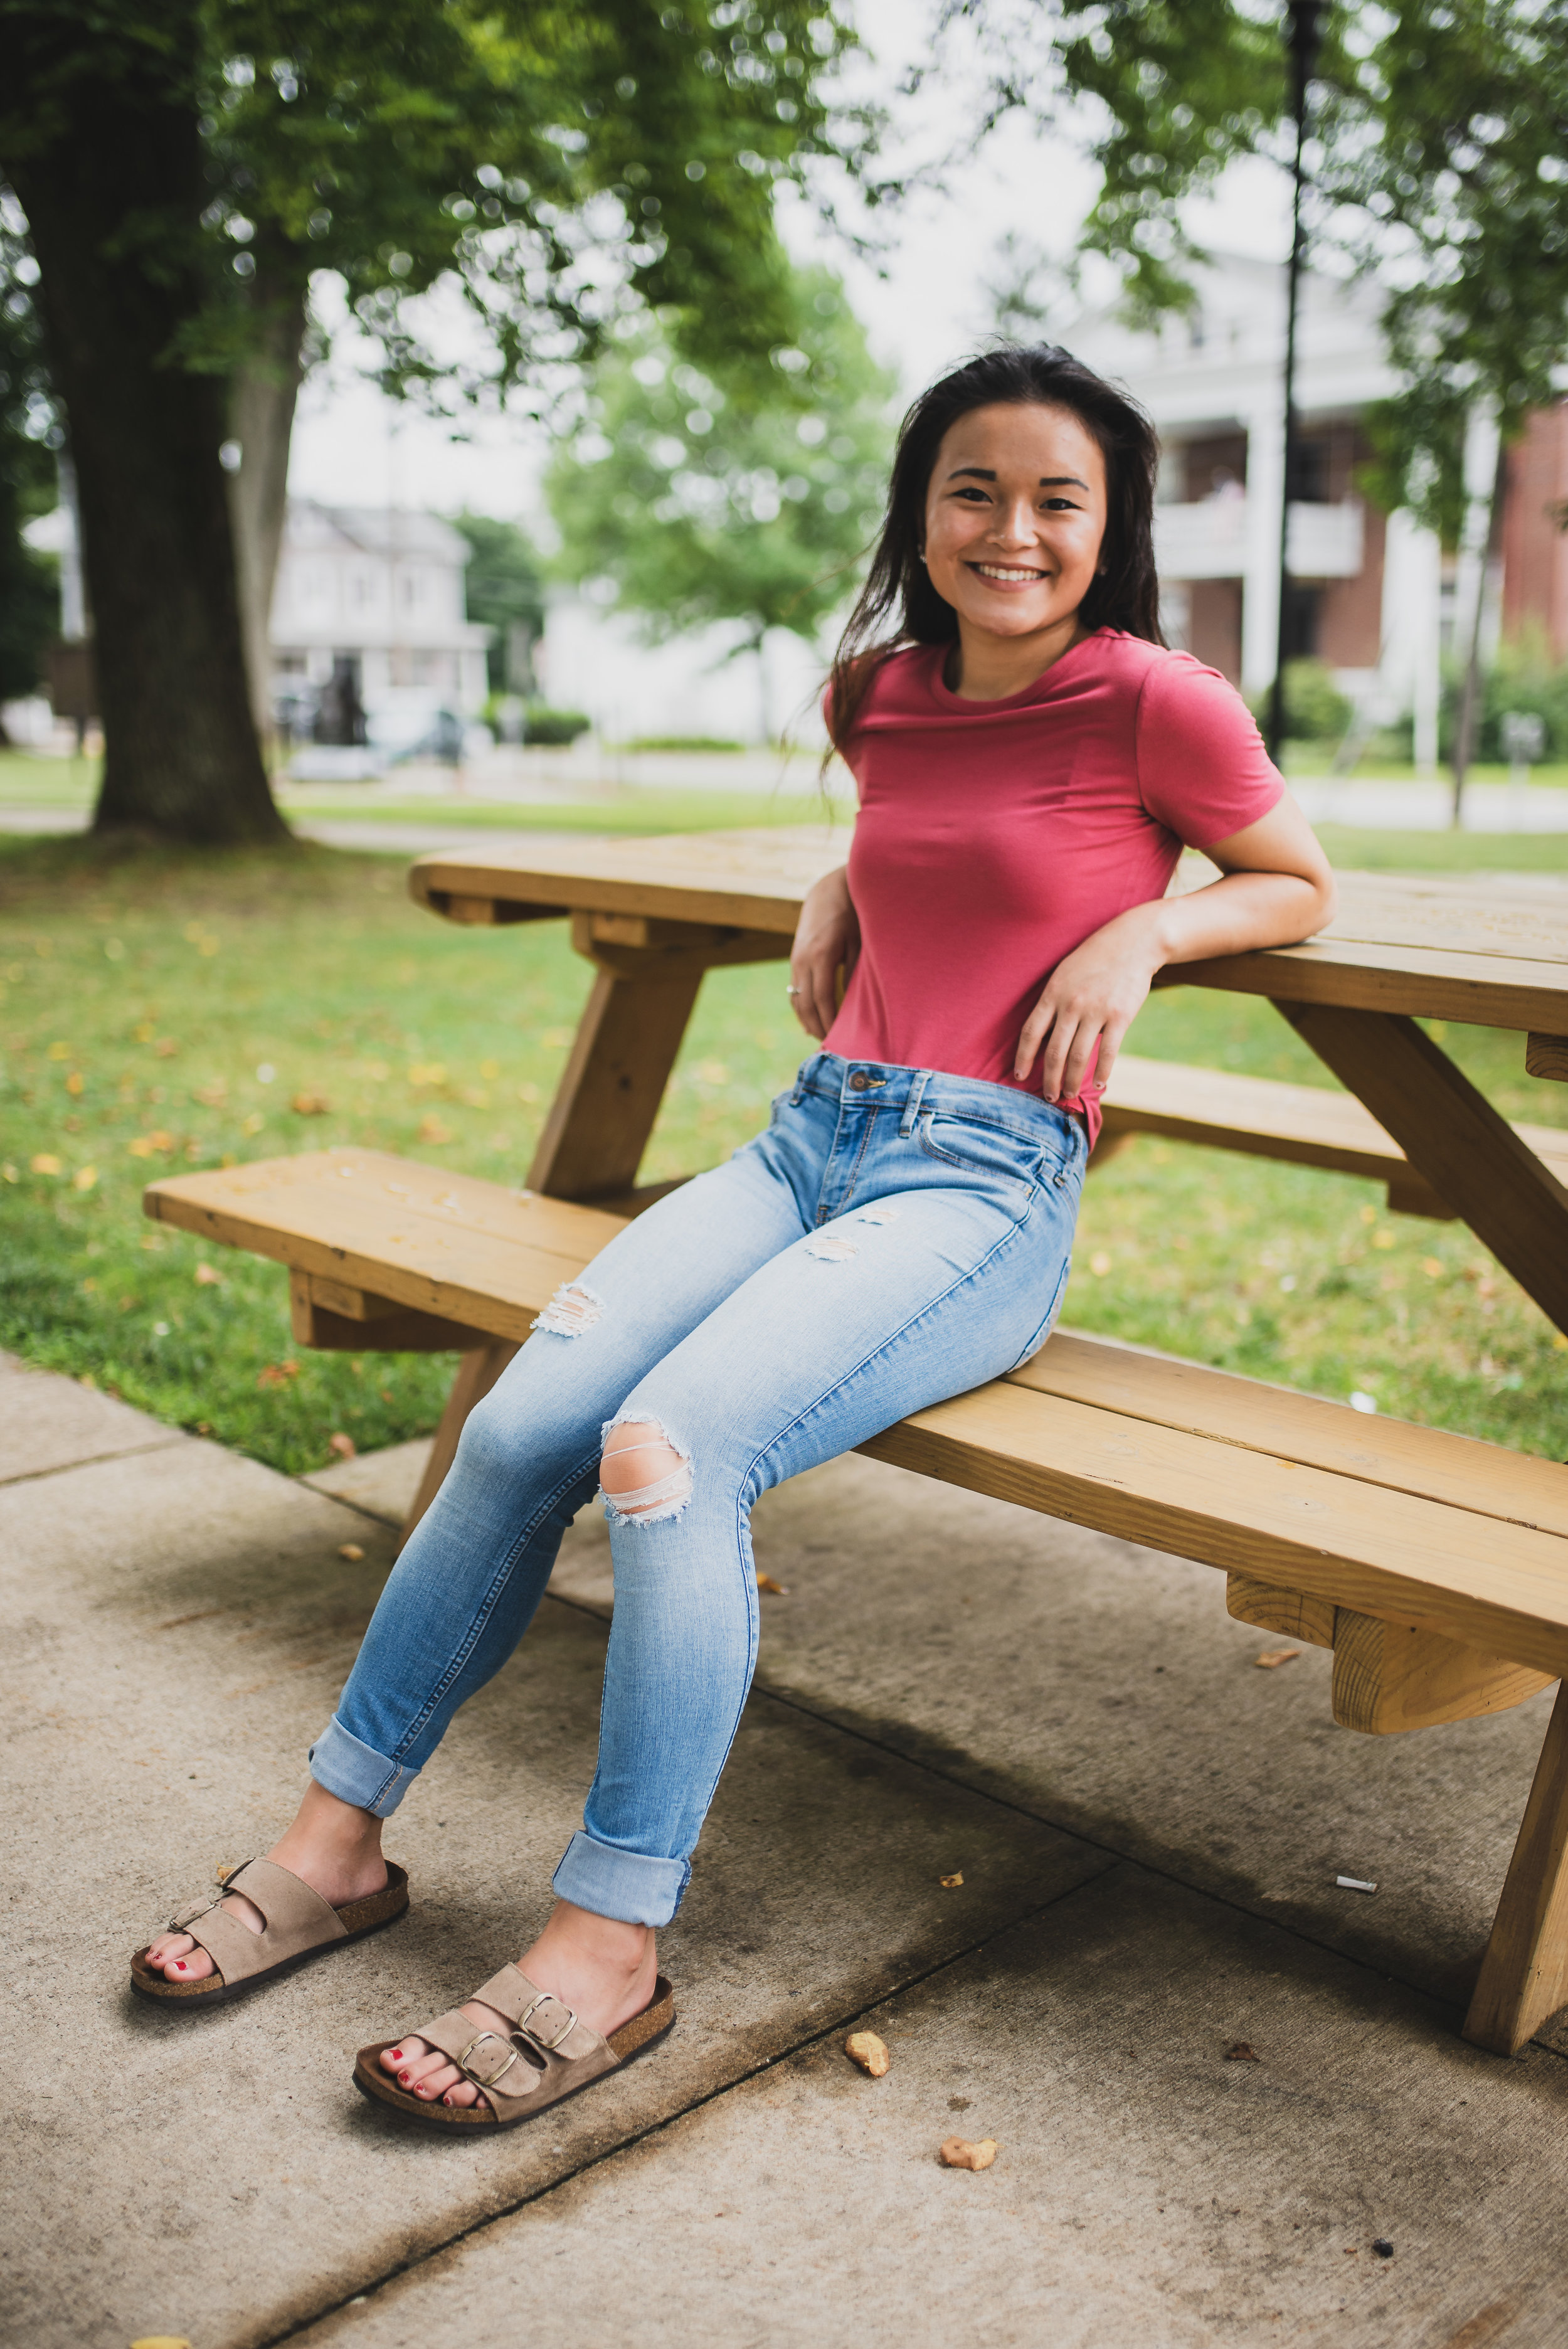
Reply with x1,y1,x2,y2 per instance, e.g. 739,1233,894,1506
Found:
310,1054,1088,1926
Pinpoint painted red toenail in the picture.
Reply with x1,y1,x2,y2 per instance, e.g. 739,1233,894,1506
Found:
176,1961,188,1971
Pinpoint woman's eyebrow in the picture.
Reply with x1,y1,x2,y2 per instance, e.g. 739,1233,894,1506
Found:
944,465,1089,490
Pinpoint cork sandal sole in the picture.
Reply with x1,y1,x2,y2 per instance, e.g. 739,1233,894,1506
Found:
130,1864,410,2008
353,1973,677,2130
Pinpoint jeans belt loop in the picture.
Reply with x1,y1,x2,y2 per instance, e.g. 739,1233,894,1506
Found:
790,1054,817,1107
899,1069,932,1137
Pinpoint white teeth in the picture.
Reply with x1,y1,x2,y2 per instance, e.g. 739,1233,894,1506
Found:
974,564,1043,581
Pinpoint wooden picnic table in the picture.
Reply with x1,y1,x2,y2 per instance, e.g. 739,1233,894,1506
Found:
146,830,1568,2052
408,830,1568,1339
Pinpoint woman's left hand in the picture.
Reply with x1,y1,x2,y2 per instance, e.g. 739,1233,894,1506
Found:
1013,904,1163,1102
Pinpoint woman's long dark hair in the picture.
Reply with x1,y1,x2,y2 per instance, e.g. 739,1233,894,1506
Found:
827,343,1164,752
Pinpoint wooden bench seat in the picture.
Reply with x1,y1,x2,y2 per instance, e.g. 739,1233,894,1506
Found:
1099,1053,1568,1219
146,1147,1568,2059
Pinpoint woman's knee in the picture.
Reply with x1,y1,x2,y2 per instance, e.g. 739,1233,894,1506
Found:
600,1418,693,1525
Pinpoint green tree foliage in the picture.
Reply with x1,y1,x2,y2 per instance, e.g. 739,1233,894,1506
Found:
186,0,864,403
0,0,865,836
450,512,546,694
546,269,893,696
946,2,1568,524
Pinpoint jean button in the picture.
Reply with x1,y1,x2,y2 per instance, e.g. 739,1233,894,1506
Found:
848,1071,871,1091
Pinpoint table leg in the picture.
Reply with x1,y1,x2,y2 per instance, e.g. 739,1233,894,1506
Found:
1280,1003,1568,1338
527,963,706,1202
1465,1681,1568,2055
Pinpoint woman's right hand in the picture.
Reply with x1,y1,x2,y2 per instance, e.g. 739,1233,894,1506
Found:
788,865,858,1040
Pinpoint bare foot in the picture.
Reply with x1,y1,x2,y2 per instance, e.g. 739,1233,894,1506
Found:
144,1782,386,1983
382,1897,657,2112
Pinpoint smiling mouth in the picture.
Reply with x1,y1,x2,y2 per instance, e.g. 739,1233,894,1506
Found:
968,562,1048,583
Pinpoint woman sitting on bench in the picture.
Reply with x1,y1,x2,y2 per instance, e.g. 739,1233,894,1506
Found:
134,342,1335,2129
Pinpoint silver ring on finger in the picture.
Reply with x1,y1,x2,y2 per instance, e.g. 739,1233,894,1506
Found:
785,984,801,995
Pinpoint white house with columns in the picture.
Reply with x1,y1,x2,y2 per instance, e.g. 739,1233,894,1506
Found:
1067,253,1444,761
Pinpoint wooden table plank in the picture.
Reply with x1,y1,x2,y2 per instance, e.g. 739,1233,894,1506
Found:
411,831,1568,1032
145,1150,625,1345
1160,938,1568,1035
861,1380,1568,1680
1015,1332,1568,1538
408,825,847,938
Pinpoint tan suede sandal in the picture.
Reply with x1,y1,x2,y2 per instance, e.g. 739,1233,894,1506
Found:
130,1856,410,2007
354,1962,676,2130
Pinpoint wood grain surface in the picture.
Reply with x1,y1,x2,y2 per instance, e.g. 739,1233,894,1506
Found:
409,832,1568,1027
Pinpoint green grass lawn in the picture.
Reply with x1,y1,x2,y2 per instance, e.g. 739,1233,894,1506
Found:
2,827,1564,1477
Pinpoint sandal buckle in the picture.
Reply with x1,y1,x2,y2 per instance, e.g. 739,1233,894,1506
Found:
516,1992,578,2052
456,2030,522,2087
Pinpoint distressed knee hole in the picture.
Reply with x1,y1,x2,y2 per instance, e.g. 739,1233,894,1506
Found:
600,1418,692,1525
533,1281,603,1338
805,1229,857,1263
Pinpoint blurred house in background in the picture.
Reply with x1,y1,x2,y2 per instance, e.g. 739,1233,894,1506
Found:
1071,253,1568,751
269,502,491,756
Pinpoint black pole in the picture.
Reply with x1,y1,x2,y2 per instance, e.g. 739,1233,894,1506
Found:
1264,0,1323,763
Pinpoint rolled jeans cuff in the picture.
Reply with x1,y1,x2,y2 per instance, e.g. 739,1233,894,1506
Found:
552,1830,689,1926
309,1714,418,1820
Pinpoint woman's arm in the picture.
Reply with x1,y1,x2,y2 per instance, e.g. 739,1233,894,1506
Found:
788,864,859,1040
1015,795,1337,1103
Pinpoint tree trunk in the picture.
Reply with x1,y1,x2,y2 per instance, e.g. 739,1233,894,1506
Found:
6,37,287,844
229,260,309,750
1449,433,1508,832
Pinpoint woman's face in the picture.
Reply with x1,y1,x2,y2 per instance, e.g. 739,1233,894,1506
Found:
921,401,1108,646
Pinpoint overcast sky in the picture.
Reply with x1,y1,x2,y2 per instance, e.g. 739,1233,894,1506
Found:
286,0,1295,524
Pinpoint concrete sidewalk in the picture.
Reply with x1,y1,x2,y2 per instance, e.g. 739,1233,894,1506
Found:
4,1354,1566,2349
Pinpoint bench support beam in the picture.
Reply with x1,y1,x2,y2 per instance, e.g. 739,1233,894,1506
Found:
1227,1574,1554,1731
1280,1004,1568,1338
1466,1683,1568,2055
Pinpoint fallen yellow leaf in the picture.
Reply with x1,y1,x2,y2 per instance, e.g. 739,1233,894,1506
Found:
194,1263,223,1286
1089,1250,1111,1277
940,2138,997,2171
755,1571,790,1594
940,1871,964,1888
65,1070,84,1095
1254,1648,1300,1670
328,1431,356,1460
339,1542,366,1562
72,1165,98,1191
291,1091,330,1116
844,2030,890,2077
417,1115,453,1145
29,1153,61,1175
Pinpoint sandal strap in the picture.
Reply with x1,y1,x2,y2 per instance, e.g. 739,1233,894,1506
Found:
176,1857,348,1986
413,1966,617,2106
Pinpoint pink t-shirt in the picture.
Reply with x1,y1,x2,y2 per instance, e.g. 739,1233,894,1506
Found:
822,629,1285,1142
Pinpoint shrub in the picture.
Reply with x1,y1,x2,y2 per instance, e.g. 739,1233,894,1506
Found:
522,704,591,746
623,735,745,753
